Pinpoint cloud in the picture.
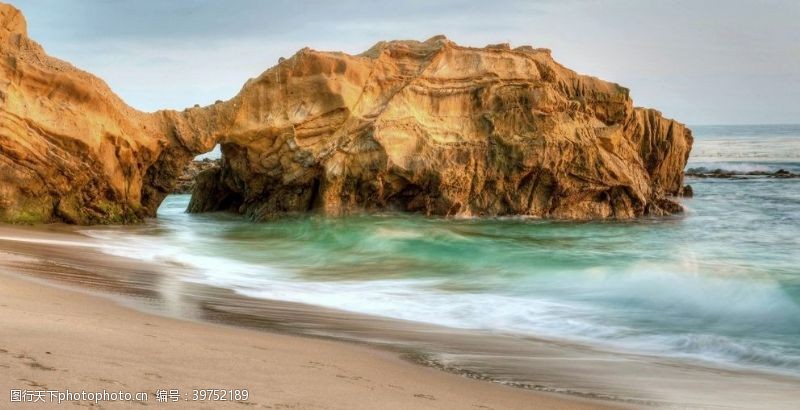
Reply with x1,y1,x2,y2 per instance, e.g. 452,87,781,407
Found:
10,0,800,124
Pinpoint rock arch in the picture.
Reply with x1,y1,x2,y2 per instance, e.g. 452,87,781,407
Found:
0,3,692,224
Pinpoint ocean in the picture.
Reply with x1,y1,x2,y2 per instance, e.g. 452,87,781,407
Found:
79,124,800,376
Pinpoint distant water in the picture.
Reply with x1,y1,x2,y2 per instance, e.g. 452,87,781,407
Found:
689,124,800,173
80,124,800,376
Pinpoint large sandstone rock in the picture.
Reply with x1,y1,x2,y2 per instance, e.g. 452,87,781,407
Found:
188,38,692,219
0,3,692,224
0,3,215,223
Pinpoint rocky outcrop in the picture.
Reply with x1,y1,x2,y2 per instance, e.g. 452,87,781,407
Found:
187,39,692,219
173,159,220,194
0,3,215,223
685,167,799,179
0,3,692,224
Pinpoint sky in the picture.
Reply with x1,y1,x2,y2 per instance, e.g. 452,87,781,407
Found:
9,0,800,125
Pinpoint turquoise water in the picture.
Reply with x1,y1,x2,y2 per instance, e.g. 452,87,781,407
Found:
81,124,800,375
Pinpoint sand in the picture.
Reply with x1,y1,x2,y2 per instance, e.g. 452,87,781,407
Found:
2,225,800,409
0,255,610,409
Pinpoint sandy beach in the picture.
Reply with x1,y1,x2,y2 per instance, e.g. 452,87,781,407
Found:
1,224,800,409
0,254,609,409
0,223,625,409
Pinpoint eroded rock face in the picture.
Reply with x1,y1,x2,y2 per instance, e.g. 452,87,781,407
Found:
0,3,692,223
0,3,216,223
189,38,692,219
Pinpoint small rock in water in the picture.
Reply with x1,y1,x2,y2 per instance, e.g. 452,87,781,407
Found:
173,159,221,194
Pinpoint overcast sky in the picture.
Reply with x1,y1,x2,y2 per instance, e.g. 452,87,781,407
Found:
10,0,800,125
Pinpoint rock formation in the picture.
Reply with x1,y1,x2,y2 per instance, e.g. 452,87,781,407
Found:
173,159,220,194
0,3,692,224
685,167,799,179
0,3,215,223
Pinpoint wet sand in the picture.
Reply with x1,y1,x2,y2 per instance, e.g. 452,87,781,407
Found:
0,249,607,408
1,225,799,409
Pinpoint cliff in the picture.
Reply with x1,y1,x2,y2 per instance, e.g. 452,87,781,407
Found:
0,3,692,224
0,3,215,223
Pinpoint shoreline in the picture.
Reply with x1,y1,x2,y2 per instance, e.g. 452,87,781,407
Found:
0,250,608,409
2,224,800,408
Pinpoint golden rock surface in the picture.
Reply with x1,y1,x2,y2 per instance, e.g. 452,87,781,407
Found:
0,3,691,223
